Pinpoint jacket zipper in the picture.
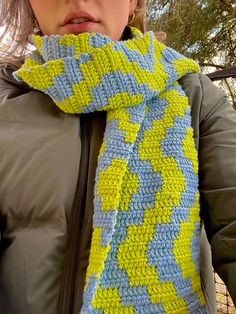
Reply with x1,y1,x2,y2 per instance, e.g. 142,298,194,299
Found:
58,115,90,314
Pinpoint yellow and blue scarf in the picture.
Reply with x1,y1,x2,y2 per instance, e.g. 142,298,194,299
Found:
14,27,206,313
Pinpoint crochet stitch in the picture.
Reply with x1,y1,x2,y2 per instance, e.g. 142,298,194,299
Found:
14,28,207,313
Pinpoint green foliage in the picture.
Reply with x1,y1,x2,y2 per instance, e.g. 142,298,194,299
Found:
146,0,236,68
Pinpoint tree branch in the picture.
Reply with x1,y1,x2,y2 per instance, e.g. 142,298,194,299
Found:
200,63,226,69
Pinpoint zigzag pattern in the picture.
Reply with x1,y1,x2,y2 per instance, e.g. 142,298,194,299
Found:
14,28,206,313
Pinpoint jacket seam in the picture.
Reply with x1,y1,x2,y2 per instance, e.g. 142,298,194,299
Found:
198,73,205,126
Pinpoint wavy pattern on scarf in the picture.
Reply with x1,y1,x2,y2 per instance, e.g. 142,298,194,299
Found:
14,28,206,313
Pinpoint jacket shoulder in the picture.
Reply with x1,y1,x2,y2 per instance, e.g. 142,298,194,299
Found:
179,72,229,124
0,63,31,102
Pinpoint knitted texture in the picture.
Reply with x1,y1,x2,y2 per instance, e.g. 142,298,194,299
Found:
14,28,207,313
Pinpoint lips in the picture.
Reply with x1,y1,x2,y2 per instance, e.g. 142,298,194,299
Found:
61,10,98,34
62,11,97,26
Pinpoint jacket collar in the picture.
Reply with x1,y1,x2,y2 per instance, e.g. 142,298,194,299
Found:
0,62,30,89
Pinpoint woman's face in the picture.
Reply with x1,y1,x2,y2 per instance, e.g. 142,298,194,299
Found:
29,0,138,40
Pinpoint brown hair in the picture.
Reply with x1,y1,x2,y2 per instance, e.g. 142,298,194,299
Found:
0,0,146,65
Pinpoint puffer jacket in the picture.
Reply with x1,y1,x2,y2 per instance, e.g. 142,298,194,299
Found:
0,62,236,314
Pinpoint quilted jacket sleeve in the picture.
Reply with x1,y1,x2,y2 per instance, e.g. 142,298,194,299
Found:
197,74,236,305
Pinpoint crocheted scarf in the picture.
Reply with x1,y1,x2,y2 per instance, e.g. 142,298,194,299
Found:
14,28,207,313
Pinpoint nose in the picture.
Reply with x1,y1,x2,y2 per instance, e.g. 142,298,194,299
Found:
64,0,89,8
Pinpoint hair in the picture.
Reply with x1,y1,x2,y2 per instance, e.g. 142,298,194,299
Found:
0,0,146,66
130,0,146,33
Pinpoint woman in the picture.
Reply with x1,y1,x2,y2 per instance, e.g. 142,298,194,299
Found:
0,0,235,313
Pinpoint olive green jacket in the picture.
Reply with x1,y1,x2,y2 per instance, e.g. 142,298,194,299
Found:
0,63,236,314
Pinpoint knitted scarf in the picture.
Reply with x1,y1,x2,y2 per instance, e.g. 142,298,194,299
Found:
14,28,207,313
